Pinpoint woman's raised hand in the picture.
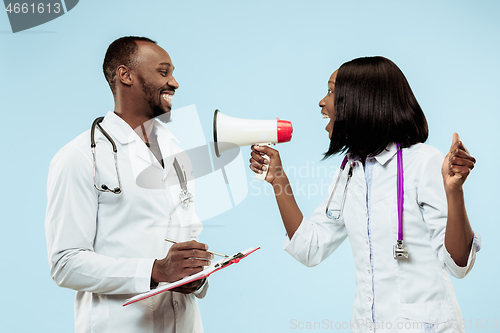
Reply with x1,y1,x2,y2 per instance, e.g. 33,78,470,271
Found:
442,133,476,192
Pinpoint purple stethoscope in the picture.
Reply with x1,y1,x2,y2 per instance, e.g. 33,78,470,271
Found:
325,144,408,260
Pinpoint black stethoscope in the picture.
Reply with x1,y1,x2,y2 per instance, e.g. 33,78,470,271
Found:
325,144,408,259
91,117,122,194
90,117,194,208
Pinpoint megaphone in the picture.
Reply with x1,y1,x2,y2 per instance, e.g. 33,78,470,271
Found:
213,109,293,181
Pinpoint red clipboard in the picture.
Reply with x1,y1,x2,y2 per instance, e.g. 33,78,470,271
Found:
123,247,260,306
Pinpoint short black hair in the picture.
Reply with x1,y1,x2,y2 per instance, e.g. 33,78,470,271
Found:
102,36,157,95
325,56,428,159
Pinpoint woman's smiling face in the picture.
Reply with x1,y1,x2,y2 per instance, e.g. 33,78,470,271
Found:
319,69,338,139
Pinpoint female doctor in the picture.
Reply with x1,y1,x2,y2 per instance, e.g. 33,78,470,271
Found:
250,56,480,332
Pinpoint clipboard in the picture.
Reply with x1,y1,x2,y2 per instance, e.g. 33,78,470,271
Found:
123,247,260,306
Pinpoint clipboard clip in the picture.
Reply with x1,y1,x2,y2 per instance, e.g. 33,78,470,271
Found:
215,252,245,268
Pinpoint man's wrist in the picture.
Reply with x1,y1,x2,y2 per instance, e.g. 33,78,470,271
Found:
151,259,160,288
193,278,207,295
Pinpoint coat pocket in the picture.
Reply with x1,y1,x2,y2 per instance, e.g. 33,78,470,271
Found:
400,301,456,333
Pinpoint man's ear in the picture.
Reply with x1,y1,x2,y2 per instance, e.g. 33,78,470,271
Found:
117,65,133,87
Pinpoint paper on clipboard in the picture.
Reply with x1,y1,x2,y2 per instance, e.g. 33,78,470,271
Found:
123,247,260,306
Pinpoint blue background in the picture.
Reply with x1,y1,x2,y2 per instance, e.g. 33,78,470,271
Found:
1,1,499,332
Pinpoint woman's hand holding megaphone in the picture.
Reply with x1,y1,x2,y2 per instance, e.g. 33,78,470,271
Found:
250,145,285,184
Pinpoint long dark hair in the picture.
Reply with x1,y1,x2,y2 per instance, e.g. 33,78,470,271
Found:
324,56,428,158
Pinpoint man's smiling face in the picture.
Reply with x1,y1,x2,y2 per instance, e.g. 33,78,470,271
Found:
133,41,179,119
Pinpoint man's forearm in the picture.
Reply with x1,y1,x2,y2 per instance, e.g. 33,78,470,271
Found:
50,249,155,294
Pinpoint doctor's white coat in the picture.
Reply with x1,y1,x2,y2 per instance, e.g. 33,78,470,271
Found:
45,111,206,333
284,143,480,333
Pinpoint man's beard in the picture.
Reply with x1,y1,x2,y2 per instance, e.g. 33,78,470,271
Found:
140,78,171,123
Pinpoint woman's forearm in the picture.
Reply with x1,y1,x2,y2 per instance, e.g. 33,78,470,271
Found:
444,188,474,267
272,174,303,239
441,133,476,267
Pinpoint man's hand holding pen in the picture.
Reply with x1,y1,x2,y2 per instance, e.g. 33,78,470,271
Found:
151,240,213,293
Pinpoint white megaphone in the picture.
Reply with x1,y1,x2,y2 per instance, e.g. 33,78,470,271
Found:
213,109,293,181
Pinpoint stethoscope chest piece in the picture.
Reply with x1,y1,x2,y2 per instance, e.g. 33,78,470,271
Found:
393,240,408,259
179,189,194,209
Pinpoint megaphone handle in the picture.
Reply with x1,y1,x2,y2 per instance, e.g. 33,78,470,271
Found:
254,144,272,181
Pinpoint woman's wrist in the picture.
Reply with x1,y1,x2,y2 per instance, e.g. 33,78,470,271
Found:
272,172,289,189
444,184,464,198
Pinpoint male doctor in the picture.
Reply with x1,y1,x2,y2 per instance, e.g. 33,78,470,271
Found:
45,36,213,333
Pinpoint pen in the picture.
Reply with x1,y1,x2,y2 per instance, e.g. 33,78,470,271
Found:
164,238,228,258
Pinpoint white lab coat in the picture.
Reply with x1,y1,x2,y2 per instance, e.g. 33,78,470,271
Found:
284,143,481,333
45,111,207,333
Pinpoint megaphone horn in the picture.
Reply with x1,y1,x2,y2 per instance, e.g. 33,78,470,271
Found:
213,109,293,180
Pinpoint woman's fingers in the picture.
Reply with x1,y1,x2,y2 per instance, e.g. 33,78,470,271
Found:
449,147,476,172
450,165,471,178
450,156,475,170
249,159,265,174
249,152,268,174
450,147,476,162
250,150,269,165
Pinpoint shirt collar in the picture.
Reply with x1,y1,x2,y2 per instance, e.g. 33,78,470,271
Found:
101,111,178,145
347,142,399,166
101,111,134,145
373,142,398,166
